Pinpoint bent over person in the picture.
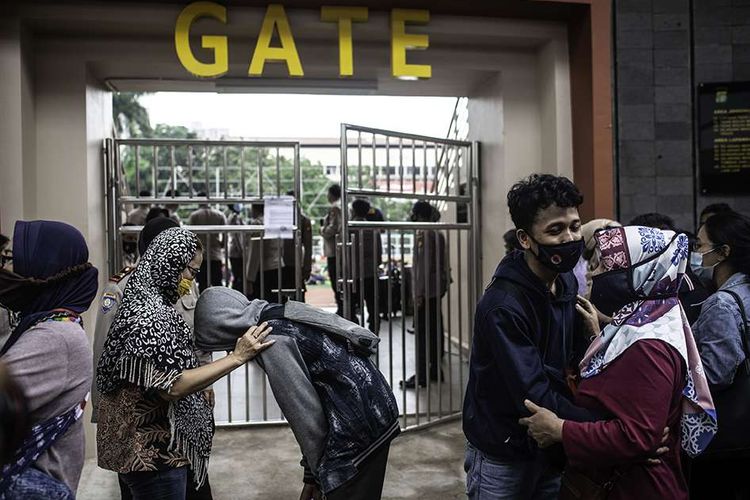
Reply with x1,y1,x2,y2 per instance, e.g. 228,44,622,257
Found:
194,286,400,500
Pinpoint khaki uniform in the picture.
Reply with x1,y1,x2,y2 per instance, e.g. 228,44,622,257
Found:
90,265,210,423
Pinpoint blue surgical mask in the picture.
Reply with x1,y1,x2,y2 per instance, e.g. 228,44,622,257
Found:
690,248,719,284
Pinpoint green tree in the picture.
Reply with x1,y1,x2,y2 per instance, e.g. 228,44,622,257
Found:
113,92,152,138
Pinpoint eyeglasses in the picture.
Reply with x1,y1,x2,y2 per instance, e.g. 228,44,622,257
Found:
186,265,201,278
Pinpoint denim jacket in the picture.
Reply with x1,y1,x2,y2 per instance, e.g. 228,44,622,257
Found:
692,272,750,388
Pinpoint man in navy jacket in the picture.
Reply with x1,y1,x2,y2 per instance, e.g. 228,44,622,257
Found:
463,174,596,499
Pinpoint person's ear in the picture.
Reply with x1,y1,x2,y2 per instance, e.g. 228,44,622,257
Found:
717,244,731,260
516,229,532,250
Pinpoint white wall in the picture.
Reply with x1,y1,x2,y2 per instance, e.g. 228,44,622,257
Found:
468,33,572,285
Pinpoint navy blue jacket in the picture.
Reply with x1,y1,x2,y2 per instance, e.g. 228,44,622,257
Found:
463,251,596,461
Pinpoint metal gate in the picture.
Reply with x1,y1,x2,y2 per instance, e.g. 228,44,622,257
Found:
339,124,480,430
103,137,302,425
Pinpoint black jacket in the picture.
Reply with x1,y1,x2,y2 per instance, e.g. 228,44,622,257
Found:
462,251,597,461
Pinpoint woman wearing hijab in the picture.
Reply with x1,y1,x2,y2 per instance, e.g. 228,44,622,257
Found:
573,218,621,298
96,227,274,500
0,220,99,498
520,226,716,499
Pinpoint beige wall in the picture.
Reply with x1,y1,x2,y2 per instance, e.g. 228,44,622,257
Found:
0,28,113,457
467,33,573,288
0,19,34,235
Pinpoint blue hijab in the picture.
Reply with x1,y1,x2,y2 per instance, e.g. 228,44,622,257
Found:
0,220,99,355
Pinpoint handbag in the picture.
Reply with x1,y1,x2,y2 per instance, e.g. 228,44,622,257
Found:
559,467,622,500
698,288,750,459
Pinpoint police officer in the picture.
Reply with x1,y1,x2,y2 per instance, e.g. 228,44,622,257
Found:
91,217,214,500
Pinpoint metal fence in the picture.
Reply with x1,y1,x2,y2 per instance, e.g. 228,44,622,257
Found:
104,129,480,430
339,124,480,430
104,137,302,425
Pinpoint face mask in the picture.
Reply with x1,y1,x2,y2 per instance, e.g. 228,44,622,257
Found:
528,236,585,274
177,277,193,297
690,248,720,284
590,268,632,317
591,233,682,317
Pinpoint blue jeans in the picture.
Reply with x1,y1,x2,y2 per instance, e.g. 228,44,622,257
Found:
3,467,74,500
464,443,561,500
119,466,187,500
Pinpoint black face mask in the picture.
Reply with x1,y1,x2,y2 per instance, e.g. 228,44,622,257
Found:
589,232,682,317
529,237,585,274
590,268,632,317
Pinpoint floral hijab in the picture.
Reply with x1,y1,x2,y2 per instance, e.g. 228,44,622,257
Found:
580,226,717,457
96,227,213,486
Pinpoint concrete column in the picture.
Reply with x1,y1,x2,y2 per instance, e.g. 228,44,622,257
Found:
0,18,35,236
33,48,112,457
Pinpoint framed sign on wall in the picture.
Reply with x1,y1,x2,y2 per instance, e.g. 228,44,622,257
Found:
698,81,750,195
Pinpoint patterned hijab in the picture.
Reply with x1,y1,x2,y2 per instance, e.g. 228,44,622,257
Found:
580,226,717,457
96,227,213,486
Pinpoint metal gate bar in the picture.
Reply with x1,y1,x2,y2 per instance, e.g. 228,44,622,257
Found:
339,124,479,431
105,138,302,426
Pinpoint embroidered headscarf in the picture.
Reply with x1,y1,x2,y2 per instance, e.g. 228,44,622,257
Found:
96,227,213,486
580,226,717,457
0,220,99,356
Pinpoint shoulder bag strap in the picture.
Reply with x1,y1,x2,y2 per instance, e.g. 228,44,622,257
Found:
720,289,750,373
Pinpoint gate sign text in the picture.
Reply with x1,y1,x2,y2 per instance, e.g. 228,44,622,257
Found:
175,2,432,80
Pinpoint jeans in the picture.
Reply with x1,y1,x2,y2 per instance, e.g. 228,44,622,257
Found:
119,466,187,500
119,468,213,500
464,443,561,500
3,467,74,500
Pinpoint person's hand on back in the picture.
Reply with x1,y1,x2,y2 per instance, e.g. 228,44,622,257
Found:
230,322,275,365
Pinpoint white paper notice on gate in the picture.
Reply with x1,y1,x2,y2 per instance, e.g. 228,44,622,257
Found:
264,196,294,239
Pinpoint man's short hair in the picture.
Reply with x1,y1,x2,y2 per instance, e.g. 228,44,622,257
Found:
629,212,676,231
507,174,583,232
328,184,342,200
412,200,434,221
352,199,371,218
138,190,151,197
146,207,170,222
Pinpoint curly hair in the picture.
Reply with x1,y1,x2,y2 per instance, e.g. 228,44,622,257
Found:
507,174,583,232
